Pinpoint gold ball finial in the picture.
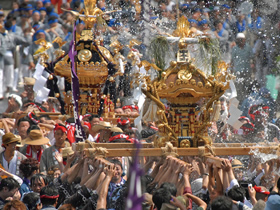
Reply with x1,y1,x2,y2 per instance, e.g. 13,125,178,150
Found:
108,77,115,82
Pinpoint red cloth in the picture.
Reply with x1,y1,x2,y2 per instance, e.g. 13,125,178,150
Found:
117,118,130,126
26,145,43,162
253,185,270,195
66,125,75,144
109,134,129,142
122,105,139,112
183,186,193,209
54,124,67,134
83,121,91,130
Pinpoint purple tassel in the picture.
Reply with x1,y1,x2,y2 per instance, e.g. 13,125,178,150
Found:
68,24,86,142
126,142,144,210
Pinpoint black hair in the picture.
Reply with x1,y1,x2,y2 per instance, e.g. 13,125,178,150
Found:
109,159,123,170
6,13,17,21
141,175,154,194
211,196,233,210
27,124,41,135
65,117,75,124
39,114,51,121
31,174,49,188
4,21,13,30
19,158,39,178
0,177,20,191
160,182,177,197
73,0,81,10
56,123,67,131
46,5,54,14
62,24,73,32
214,20,222,27
228,186,245,202
141,128,157,139
152,188,172,210
277,177,280,191
88,114,99,122
40,185,59,207
48,16,57,22
17,116,31,127
22,192,41,210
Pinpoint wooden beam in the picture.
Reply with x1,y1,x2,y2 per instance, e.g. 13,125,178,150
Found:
213,142,278,147
74,142,278,149
103,146,278,157
88,143,153,148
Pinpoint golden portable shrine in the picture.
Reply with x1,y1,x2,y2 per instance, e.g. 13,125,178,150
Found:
141,17,234,148
33,0,234,148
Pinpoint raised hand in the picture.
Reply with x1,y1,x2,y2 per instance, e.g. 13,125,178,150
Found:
104,164,116,178
55,151,63,163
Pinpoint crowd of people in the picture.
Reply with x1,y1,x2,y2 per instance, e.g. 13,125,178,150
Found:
0,0,280,210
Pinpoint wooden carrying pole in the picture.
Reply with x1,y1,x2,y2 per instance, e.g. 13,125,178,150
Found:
102,146,278,157
75,144,279,157
74,142,278,149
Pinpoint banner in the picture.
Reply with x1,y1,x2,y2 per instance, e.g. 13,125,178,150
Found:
68,24,86,142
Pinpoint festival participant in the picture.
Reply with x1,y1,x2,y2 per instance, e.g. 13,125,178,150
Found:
199,19,215,38
19,158,39,196
20,130,49,162
233,12,247,36
251,106,279,142
213,20,229,62
44,15,65,47
0,133,26,176
231,33,254,102
27,29,53,68
1,20,31,99
20,77,36,105
30,173,49,194
31,10,43,28
47,165,62,181
82,121,91,139
3,94,23,117
265,177,280,210
122,104,139,117
91,121,123,143
88,114,102,142
0,28,6,101
22,192,42,210
116,117,130,131
3,199,27,210
16,117,32,140
107,159,126,210
40,185,59,210
40,124,68,174
0,177,20,209
211,196,233,210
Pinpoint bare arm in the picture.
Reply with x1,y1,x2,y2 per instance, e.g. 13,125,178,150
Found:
213,165,223,195
96,165,115,209
184,193,207,210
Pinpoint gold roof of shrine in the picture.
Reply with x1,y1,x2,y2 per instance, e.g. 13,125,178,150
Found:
155,61,233,105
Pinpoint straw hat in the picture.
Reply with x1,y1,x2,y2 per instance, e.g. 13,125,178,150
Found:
232,159,244,169
92,121,113,133
2,133,22,146
19,77,36,86
61,147,74,158
110,126,123,133
24,130,50,145
160,203,177,210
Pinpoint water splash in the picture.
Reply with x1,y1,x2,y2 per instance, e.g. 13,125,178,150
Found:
249,146,278,164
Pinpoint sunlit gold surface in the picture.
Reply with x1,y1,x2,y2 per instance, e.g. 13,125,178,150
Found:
78,49,92,62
